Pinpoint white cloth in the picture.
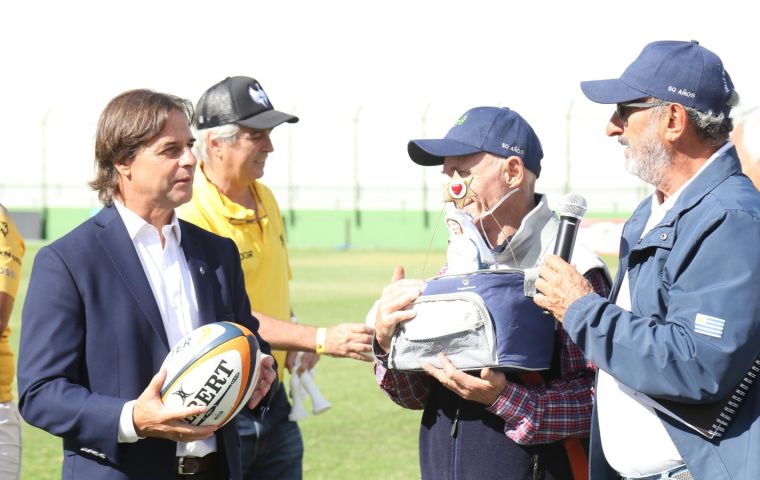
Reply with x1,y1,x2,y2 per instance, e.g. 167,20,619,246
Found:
596,146,728,476
113,201,213,457
596,338,682,475
445,235,481,274
0,402,21,480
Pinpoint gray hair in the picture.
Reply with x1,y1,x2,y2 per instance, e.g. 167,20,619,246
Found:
683,90,740,145
192,123,241,163
733,105,760,161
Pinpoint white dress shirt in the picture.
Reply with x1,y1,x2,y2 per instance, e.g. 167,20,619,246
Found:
113,201,215,458
597,143,730,476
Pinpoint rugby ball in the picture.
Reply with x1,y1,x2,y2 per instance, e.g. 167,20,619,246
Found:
160,321,261,427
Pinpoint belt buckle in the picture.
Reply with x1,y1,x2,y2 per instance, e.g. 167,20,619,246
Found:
669,466,693,480
177,457,196,476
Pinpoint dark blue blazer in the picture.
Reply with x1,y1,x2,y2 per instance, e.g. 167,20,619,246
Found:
17,205,269,480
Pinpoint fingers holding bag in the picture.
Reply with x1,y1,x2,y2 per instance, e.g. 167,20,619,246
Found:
374,266,426,353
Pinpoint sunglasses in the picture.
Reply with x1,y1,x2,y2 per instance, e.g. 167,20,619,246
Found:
615,101,668,120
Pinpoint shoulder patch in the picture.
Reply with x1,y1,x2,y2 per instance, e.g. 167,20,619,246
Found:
694,313,725,338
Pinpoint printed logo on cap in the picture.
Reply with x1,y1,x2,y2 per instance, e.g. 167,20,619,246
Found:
248,83,271,108
455,114,468,126
501,142,525,156
721,69,730,94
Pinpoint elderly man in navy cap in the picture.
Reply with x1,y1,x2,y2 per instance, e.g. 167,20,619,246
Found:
372,106,611,479
535,40,760,480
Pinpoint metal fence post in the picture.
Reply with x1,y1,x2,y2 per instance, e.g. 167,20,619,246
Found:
353,105,362,228
421,103,431,228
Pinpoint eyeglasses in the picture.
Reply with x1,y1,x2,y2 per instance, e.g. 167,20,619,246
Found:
615,101,668,120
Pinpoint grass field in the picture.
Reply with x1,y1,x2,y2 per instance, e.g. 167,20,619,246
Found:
9,245,617,479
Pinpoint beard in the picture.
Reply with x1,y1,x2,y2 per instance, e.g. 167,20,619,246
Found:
622,116,673,186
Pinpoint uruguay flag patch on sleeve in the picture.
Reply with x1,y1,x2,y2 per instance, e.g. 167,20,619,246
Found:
694,313,725,338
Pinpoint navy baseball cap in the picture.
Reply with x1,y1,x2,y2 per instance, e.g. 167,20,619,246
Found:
581,40,735,116
195,76,299,130
408,107,544,177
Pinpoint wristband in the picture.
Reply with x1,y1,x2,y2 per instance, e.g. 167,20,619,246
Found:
315,327,327,355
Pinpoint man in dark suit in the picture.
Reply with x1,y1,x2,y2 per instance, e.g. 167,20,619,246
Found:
17,89,276,480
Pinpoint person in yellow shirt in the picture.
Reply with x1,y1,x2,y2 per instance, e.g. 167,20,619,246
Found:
179,76,373,480
0,204,24,480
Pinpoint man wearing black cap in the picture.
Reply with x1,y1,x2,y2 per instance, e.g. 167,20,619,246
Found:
535,41,760,480
178,76,373,479
372,106,611,479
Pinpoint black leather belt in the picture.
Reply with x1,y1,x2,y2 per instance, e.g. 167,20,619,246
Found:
176,452,218,475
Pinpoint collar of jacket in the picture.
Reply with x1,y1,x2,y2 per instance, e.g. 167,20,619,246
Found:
612,146,740,300
626,146,739,246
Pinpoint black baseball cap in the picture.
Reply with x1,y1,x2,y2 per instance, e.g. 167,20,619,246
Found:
195,76,299,130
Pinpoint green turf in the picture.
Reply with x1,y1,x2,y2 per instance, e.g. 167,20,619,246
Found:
9,246,617,479
287,250,446,479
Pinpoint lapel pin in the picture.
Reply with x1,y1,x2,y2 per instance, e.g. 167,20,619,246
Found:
199,266,206,275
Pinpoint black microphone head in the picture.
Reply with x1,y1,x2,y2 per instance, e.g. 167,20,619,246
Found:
558,193,587,220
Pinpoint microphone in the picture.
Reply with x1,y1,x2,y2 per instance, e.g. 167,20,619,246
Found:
553,193,587,262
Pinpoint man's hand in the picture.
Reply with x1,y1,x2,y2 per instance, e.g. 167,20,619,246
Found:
254,311,373,362
422,354,507,406
374,266,426,353
247,354,276,409
286,351,319,375
323,323,374,361
133,369,217,442
534,254,593,323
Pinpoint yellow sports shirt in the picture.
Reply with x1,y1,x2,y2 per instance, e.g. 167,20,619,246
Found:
0,205,25,403
178,166,291,378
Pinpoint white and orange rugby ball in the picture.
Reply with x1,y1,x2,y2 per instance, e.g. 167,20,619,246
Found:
160,321,261,427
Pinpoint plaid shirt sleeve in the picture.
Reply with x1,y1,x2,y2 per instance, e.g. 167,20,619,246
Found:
484,267,611,445
374,345,431,410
